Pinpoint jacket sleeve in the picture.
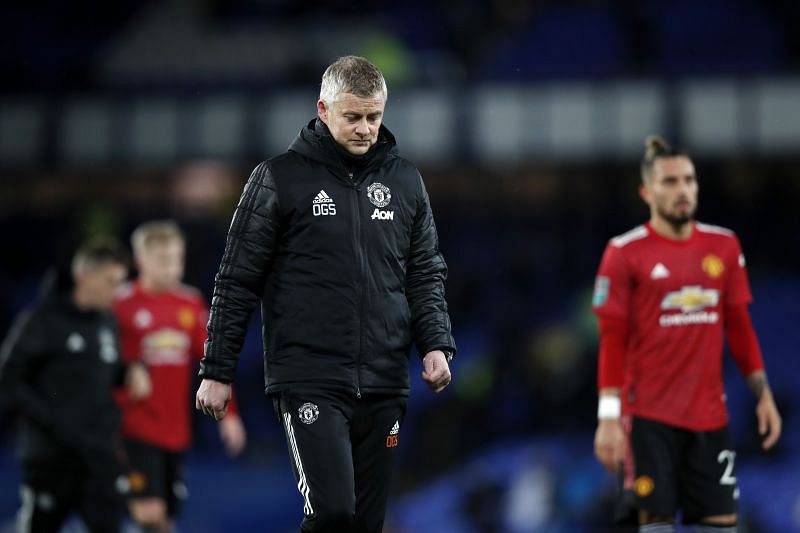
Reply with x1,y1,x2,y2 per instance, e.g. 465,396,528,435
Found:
200,162,282,383
0,310,57,430
109,314,136,386
110,319,130,388
406,173,456,358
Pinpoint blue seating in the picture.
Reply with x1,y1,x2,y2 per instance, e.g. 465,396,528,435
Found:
480,6,624,80
649,0,784,75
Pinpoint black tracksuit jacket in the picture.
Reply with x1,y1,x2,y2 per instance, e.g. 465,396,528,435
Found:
0,277,125,468
200,119,456,396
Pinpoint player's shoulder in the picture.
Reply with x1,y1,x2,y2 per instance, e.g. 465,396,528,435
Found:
267,150,309,176
388,154,420,174
15,304,44,327
268,151,298,169
695,221,738,240
246,156,292,188
609,225,650,249
380,155,424,197
113,282,137,303
171,283,206,305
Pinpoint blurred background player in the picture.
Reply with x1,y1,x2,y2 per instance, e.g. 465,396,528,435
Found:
591,136,782,532
0,237,150,533
113,220,247,532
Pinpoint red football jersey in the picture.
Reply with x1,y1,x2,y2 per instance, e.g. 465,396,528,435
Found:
592,222,752,430
113,281,208,450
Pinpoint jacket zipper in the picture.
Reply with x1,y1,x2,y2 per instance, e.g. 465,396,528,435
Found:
349,171,364,399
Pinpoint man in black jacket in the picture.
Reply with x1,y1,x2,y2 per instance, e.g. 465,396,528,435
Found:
196,55,456,532
0,238,151,533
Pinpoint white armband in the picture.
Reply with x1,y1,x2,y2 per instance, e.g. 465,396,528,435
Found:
597,396,621,419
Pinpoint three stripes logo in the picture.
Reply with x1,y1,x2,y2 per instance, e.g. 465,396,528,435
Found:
312,190,336,217
386,420,400,448
284,412,314,516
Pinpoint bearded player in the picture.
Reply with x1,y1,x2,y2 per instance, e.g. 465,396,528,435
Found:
592,136,781,533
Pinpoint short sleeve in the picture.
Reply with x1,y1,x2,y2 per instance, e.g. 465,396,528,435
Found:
592,243,632,319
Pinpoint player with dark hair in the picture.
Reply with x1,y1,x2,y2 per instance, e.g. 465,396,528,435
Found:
592,136,782,532
0,237,151,533
114,220,246,532
195,55,456,532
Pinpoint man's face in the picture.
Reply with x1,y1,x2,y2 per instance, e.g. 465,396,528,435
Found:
137,239,185,291
317,92,385,155
641,156,698,226
78,262,128,310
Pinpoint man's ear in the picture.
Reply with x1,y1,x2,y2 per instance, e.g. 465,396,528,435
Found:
317,99,328,124
638,183,650,205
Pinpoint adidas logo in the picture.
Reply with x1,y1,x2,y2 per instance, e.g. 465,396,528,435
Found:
313,190,333,204
389,421,400,436
651,263,670,279
312,190,336,217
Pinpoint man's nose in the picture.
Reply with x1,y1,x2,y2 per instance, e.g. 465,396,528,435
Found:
355,119,370,136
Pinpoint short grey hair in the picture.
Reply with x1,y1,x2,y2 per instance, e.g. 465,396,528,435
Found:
319,56,387,105
71,237,129,279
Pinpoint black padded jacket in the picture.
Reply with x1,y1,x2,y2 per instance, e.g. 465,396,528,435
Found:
199,119,456,396
0,273,125,468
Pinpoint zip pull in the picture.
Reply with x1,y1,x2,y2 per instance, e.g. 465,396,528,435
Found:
348,172,354,182
356,387,362,399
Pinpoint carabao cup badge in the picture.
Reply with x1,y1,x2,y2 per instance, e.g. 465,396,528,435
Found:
367,182,391,208
298,402,319,424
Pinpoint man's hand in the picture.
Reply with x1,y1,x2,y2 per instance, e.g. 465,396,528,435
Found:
756,388,781,450
195,379,232,421
219,414,247,457
125,362,151,401
594,418,625,473
421,350,451,393
747,370,782,450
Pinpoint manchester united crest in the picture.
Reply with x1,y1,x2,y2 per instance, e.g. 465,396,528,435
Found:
178,307,195,329
367,182,391,208
702,254,724,279
298,402,319,424
634,475,655,497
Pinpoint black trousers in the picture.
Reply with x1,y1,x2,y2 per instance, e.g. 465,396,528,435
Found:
273,388,408,533
18,458,124,533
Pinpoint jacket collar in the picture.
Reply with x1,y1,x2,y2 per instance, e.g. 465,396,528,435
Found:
288,119,398,178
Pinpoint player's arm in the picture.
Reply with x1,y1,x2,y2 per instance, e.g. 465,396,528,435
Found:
110,306,152,405
121,361,151,400
218,406,246,456
0,311,83,449
591,242,632,473
406,171,455,393
725,303,781,450
594,316,628,473
197,161,281,419
105,319,151,400
0,312,53,427
194,298,247,454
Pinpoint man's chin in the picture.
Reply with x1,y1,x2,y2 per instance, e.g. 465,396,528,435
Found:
664,213,693,226
347,144,370,155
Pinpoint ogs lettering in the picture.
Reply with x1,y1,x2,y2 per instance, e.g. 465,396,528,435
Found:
313,204,337,217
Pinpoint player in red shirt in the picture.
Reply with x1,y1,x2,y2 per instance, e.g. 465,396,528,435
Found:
592,136,781,532
114,221,247,532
